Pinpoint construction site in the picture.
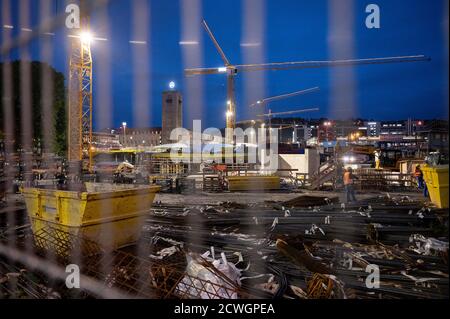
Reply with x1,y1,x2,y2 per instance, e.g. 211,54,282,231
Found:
0,0,449,303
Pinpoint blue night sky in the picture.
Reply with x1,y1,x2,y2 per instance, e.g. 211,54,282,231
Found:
1,0,448,130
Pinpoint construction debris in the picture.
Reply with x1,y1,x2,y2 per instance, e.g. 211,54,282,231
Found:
0,192,448,299
282,195,339,208
140,196,448,299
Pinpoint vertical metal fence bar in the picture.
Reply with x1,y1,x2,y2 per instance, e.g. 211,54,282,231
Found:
40,0,55,157
241,0,266,123
327,0,356,120
180,0,204,130
132,0,151,129
1,1,17,286
19,0,34,257
180,0,205,255
241,0,268,278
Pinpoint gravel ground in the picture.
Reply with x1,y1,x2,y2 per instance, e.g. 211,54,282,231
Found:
155,189,426,206
1,188,426,211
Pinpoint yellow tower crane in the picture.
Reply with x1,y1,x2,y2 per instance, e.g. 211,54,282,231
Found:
186,19,430,141
68,0,93,173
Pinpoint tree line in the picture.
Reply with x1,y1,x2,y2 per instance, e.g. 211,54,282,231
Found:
0,60,66,156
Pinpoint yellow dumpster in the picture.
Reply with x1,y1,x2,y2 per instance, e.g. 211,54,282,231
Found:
227,176,280,191
422,165,449,209
22,183,160,252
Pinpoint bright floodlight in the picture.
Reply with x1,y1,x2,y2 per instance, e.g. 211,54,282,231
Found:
80,31,93,44
218,67,227,73
226,111,233,117
122,122,127,127
169,81,176,89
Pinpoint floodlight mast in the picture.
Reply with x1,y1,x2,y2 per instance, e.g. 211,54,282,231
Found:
68,0,93,172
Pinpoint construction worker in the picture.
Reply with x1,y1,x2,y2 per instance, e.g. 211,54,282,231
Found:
343,167,358,203
414,165,429,198
55,165,66,189
374,149,381,170
414,165,424,188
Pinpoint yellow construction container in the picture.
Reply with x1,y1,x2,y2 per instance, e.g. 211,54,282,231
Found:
422,165,449,209
227,176,280,191
22,183,160,252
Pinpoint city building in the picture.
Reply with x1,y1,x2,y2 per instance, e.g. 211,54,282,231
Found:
92,131,121,150
317,120,336,143
416,119,449,154
380,120,407,136
118,127,162,148
292,124,312,145
365,121,381,137
333,119,365,138
269,118,308,144
161,90,183,144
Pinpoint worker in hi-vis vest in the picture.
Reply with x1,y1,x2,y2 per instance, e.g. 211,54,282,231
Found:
374,150,381,170
343,167,358,203
414,164,428,198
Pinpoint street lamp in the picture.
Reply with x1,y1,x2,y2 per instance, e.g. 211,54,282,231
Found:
169,81,176,90
122,122,127,146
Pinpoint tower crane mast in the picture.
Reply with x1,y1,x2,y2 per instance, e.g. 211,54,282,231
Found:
68,0,93,172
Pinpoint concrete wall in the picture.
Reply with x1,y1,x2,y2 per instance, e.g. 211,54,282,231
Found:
277,148,320,177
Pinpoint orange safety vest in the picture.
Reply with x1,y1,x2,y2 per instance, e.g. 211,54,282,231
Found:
213,164,227,172
414,169,423,178
343,172,353,185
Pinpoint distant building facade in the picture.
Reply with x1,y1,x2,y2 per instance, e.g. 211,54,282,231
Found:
416,120,449,154
380,120,407,136
118,127,162,147
92,131,121,150
161,90,183,144
365,121,381,137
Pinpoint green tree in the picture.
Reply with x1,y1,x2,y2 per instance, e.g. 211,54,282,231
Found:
0,60,67,156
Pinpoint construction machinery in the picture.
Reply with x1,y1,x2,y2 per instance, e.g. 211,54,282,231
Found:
250,87,320,108
185,20,430,134
252,86,319,128
113,161,145,184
